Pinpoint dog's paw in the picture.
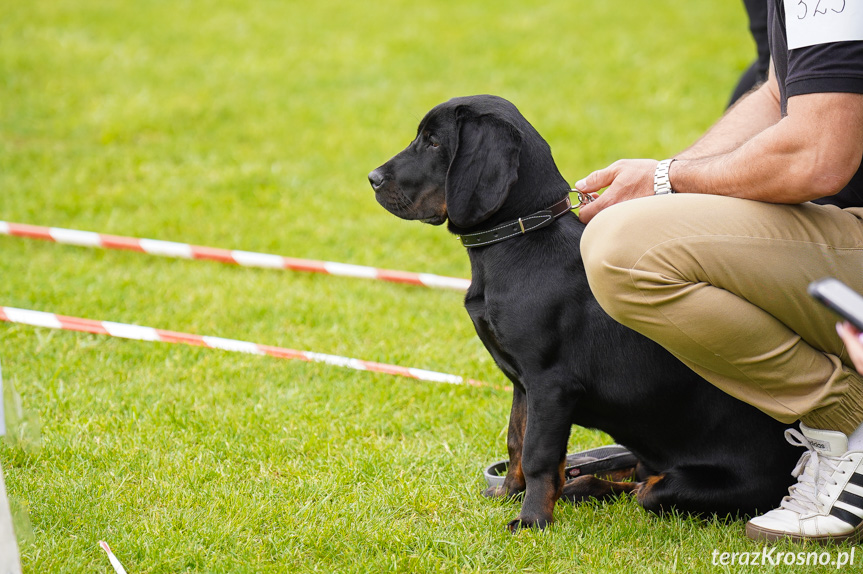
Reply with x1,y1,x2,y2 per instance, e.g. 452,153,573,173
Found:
483,485,524,500
483,485,507,499
506,515,552,532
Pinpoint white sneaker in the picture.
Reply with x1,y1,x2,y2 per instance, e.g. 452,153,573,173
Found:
746,424,863,544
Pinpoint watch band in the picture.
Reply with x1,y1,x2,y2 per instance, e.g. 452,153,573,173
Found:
654,158,676,195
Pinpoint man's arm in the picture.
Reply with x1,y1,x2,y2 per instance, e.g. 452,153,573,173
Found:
672,91,863,203
676,63,781,160
575,67,783,223
577,72,863,222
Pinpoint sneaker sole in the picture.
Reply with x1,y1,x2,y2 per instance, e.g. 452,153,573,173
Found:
745,521,863,545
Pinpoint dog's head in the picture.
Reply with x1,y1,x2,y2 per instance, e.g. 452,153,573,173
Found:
369,95,532,230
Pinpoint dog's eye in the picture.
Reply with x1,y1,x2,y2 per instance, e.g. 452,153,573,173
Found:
420,130,440,149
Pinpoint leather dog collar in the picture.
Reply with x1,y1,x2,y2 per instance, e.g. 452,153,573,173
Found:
458,195,574,249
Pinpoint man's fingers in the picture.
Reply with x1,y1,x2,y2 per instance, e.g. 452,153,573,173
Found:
575,164,617,193
574,168,610,223
837,321,863,373
838,321,863,344
577,193,610,224
575,159,657,224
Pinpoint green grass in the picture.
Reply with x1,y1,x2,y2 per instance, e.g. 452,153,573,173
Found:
1,0,856,572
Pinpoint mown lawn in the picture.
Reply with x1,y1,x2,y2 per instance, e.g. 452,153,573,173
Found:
1,0,856,572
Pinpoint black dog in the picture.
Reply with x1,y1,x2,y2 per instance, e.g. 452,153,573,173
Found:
369,95,799,530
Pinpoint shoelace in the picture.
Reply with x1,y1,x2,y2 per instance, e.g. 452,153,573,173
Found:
779,428,848,515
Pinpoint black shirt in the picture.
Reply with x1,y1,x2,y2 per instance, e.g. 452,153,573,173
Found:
767,0,863,208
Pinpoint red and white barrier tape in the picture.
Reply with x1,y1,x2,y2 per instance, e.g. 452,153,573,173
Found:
0,221,471,292
0,307,498,390
99,541,128,574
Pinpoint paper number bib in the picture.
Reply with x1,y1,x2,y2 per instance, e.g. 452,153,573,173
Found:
784,0,863,49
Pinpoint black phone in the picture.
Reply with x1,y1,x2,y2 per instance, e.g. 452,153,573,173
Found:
808,278,863,331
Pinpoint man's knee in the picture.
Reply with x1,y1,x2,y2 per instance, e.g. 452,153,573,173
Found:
580,202,647,323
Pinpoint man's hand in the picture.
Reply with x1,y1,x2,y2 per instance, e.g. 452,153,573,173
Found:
575,159,659,224
837,322,863,374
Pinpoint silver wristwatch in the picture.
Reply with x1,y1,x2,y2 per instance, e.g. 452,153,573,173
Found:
653,159,676,195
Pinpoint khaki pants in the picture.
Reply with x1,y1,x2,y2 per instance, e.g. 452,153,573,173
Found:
581,194,863,434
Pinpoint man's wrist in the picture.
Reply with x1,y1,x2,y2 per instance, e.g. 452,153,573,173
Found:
653,158,676,195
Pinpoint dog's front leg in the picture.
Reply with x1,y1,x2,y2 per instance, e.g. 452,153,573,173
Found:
484,385,527,499
508,386,572,531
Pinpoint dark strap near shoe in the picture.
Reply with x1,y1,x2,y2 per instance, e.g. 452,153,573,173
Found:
484,445,637,489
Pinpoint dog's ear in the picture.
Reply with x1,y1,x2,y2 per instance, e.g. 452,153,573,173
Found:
445,107,522,228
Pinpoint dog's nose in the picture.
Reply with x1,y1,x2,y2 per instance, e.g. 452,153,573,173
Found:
368,169,385,191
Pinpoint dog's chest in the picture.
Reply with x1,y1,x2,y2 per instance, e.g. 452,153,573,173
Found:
464,291,538,385
462,241,586,387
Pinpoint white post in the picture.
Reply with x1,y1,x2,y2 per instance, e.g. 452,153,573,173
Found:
0,357,21,574
0,359,5,437
0,462,22,574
